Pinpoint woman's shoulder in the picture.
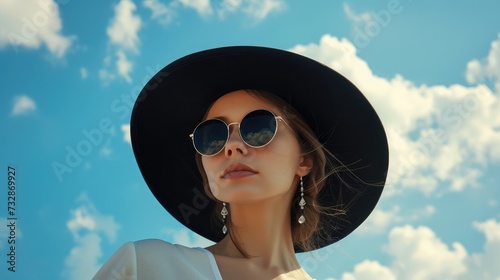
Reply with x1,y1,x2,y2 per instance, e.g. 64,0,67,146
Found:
133,238,196,251
93,239,221,280
136,239,220,279
133,238,207,261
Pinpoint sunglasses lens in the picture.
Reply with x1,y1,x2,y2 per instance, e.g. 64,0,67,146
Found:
240,110,277,147
193,119,228,155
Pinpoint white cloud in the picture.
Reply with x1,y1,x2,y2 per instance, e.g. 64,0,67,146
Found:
216,0,242,18
143,0,178,26
357,206,400,235
121,124,131,144
463,219,500,279
240,0,285,21
357,205,435,235
106,0,141,53
178,0,213,16
116,50,133,83
80,67,88,79
343,3,372,25
466,33,500,90
161,228,214,248
387,225,468,280
345,220,500,280
406,205,435,221
289,34,500,196
11,95,36,116
0,0,74,57
101,0,142,84
62,233,103,280
216,0,286,21
342,2,404,49
143,0,285,26
99,56,116,85
341,260,396,280
62,193,120,280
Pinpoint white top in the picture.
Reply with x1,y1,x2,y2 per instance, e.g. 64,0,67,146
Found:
92,239,223,280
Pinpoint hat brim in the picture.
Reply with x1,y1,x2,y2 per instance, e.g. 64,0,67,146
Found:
131,46,389,252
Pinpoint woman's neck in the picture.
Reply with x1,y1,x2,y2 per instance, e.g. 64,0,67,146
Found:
214,196,299,270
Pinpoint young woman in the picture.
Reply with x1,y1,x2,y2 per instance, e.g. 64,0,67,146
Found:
93,46,389,279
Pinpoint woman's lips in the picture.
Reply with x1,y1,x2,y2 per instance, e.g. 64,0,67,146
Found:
222,163,257,179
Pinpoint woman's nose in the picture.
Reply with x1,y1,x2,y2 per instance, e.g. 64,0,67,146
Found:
224,125,248,157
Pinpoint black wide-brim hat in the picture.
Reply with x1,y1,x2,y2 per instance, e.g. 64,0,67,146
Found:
131,46,389,252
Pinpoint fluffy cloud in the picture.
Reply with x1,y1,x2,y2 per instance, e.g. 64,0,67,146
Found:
463,219,500,279
387,225,468,279
466,33,500,90
356,206,400,235
0,0,74,57
143,0,178,26
11,95,37,116
106,0,141,53
101,0,142,84
341,260,396,280
178,0,213,16
342,220,500,280
116,50,133,83
290,34,500,196
239,0,285,20
343,3,373,25
356,205,435,235
62,193,120,280
143,0,285,26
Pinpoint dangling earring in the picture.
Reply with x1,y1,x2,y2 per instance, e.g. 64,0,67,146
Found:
221,202,228,234
298,176,306,224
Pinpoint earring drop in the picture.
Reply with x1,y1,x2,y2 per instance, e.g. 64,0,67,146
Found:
221,202,228,234
298,176,306,224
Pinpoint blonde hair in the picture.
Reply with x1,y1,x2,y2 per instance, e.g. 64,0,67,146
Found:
195,89,345,254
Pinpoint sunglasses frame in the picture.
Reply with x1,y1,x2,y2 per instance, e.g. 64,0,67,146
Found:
189,109,290,156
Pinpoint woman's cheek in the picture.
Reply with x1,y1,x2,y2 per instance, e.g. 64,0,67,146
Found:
206,174,220,198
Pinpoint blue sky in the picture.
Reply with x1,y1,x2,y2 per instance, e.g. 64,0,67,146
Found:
1,0,500,279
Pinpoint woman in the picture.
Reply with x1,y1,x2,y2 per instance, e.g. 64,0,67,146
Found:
93,46,389,279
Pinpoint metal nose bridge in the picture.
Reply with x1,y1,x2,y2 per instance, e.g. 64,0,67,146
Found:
226,122,241,136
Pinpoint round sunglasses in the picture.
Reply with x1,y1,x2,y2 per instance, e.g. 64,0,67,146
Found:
189,109,290,156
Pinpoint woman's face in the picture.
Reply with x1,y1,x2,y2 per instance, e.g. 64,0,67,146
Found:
201,90,310,204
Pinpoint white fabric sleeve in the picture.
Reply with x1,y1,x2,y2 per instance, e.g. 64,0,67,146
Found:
92,239,220,279
92,242,137,280
133,239,215,279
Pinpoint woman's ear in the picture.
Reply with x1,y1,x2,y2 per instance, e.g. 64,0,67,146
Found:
296,155,313,177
